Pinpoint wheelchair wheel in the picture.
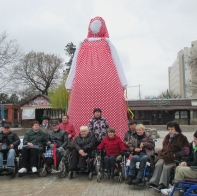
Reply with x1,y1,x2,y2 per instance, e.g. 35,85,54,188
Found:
89,172,93,180
97,174,101,183
38,168,47,177
68,171,73,179
118,175,123,183
59,166,67,178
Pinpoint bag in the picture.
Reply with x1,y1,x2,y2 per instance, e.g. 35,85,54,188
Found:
0,143,9,151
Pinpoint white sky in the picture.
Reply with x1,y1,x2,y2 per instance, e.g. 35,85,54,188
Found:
0,0,197,99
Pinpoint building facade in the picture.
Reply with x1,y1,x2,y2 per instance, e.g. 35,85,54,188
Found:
128,98,197,125
168,40,197,98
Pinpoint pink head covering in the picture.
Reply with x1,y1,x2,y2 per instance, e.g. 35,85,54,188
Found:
87,16,109,38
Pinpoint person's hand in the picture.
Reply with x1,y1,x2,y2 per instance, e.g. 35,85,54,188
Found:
81,152,87,156
50,144,54,148
68,134,72,138
79,149,84,155
135,148,141,152
180,162,187,166
10,144,14,148
140,142,144,149
125,142,129,146
27,142,33,147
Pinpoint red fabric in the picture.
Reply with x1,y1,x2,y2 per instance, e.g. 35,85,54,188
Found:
67,16,128,139
53,143,57,167
97,135,126,156
59,122,75,138
87,16,109,38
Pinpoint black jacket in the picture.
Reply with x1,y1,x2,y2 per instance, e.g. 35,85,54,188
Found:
182,142,197,166
48,129,69,149
124,130,136,143
73,133,95,151
0,131,20,149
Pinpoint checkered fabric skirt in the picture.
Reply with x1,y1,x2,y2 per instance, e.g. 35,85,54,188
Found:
44,149,53,158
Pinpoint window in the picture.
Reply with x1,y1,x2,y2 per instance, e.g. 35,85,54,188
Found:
193,111,197,118
139,111,150,120
180,111,188,119
14,109,18,119
0,109,8,119
175,111,179,119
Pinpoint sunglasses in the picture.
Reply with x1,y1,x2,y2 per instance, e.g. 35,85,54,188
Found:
4,127,10,129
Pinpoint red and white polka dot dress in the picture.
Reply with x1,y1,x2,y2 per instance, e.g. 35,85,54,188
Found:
67,17,128,139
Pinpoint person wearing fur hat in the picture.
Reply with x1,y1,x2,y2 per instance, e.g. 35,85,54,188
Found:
40,115,52,135
146,121,190,191
161,131,197,195
88,108,109,147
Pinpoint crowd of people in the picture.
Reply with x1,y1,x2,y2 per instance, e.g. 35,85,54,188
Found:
0,108,197,195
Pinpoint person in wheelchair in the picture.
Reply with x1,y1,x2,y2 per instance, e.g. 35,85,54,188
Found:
161,131,197,195
146,121,189,191
69,126,95,172
44,120,69,172
0,123,20,174
97,127,126,180
18,121,47,174
126,124,154,185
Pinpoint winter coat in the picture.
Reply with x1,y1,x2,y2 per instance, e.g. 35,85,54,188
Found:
127,132,154,159
73,133,95,151
182,142,197,166
0,131,20,150
97,135,126,156
48,129,69,149
59,122,76,138
155,133,189,164
124,130,136,143
88,116,109,142
23,129,47,150
39,124,52,135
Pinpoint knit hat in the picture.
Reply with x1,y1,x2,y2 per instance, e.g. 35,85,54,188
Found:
194,131,197,138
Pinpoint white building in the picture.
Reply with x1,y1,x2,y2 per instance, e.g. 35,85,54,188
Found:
168,40,197,98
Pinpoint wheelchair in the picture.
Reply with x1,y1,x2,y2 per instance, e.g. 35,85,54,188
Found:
96,150,126,183
68,149,96,180
0,150,19,178
38,147,70,178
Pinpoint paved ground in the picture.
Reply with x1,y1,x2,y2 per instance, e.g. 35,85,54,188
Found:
0,130,195,196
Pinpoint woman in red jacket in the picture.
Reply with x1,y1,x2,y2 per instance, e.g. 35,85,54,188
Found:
97,127,126,179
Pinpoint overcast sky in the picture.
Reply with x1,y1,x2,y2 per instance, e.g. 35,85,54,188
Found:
1,0,197,99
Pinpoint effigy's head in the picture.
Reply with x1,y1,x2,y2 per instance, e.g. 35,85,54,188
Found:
87,16,109,38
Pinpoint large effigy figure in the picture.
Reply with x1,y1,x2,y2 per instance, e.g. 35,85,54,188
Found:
66,16,128,139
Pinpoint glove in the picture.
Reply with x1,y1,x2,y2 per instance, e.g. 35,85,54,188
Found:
50,144,54,149
58,147,64,154
116,155,122,162
97,156,101,161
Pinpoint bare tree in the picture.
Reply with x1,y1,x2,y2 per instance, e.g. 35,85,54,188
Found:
13,51,64,95
186,47,197,95
0,32,21,89
145,89,181,99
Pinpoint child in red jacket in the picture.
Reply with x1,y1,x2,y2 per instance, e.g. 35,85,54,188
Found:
97,127,126,179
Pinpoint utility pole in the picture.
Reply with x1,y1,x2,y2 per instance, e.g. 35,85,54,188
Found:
127,85,142,99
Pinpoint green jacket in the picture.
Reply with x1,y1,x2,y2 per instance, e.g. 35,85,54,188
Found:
23,129,47,150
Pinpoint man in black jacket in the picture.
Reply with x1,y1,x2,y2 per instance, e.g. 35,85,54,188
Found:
124,120,137,147
0,124,20,173
70,126,95,171
45,120,69,172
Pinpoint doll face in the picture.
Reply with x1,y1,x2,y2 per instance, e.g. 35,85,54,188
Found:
90,20,102,34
